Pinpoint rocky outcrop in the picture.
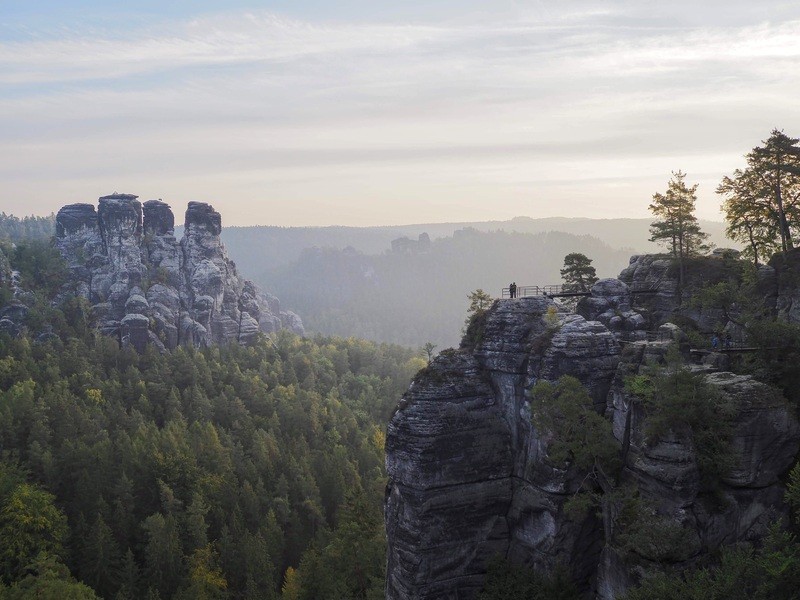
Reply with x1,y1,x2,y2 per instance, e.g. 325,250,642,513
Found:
386,288,800,599
617,255,675,319
386,298,622,598
769,248,800,323
597,345,799,598
576,278,647,340
618,254,733,332
618,250,800,334
55,194,303,350
0,245,39,338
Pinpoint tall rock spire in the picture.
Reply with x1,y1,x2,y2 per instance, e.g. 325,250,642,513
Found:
55,194,302,352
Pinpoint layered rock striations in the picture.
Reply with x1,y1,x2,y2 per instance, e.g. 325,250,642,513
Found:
55,194,303,351
386,295,623,599
385,272,800,599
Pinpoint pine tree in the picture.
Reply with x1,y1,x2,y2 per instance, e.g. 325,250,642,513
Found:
718,167,780,266
649,171,710,286
116,548,140,600
466,289,493,315
560,253,598,292
281,566,301,600
174,544,227,600
719,129,800,259
78,514,122,599
0,482,68,580
142,513,184,598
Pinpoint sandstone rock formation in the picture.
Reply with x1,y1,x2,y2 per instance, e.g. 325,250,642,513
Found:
576,278,647,339
386,297,621,598
385,272,800,599
618,253,744,333
597,342,798,598
618,251,800,336
55,194,303,351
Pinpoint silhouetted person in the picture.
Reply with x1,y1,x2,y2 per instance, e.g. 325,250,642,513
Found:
510,282,517,298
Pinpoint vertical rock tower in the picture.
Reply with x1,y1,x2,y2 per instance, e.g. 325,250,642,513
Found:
55,194,303,351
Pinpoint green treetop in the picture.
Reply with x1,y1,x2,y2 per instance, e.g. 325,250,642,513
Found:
649,170,710,286
719,129,800,261
560,253,598,292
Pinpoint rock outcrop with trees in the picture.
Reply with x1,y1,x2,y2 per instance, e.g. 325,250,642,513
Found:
53,194,303,352
385,254,800,598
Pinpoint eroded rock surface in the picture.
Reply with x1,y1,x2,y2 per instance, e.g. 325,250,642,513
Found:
386,298,620,599
55,194,303,349
597,344,799,598
386,289,800,599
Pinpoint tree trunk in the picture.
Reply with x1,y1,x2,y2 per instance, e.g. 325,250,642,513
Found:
776,167,794,252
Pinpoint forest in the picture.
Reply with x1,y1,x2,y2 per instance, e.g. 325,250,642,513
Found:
0,328,421,599
0,238,423,599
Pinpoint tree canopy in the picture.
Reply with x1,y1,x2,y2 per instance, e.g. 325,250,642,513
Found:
649,171,710,285
560,253,598,292
719,129,800,263
0,328,422,599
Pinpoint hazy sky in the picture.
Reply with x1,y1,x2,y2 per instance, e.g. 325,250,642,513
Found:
2,1,799,226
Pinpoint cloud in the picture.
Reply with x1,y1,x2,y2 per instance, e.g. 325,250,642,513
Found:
1,3,800,224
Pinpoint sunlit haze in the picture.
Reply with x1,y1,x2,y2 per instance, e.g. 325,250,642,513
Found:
3,0,799,225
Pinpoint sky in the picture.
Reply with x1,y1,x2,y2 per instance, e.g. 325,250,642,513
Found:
2,0,799,226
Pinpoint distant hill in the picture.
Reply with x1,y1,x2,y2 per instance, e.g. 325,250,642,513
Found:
219,217,732,348
220,216,732,278
234,228,633,348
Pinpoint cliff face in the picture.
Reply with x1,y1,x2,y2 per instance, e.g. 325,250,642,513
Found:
385,269,800,599
385,295,624,598
55,194,303,351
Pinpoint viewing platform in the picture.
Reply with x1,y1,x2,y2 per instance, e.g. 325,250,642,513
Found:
501,283,659,298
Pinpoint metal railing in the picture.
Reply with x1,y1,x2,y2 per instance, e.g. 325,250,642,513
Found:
501,284,590,298
501,282,660,298
501,285,542,298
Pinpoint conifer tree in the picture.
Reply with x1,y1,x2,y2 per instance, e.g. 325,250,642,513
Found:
466,289,492,316
281,567,301,600
78,515,122,599
560,253,598,292
649,171,710,286
719,129,800,260
718,166,780,266
0,482,68,581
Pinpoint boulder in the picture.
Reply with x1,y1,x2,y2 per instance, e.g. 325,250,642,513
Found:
576,278,646,339
143,199,175,236
120,313,150,353
125,294,149,315
56,203,98,237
